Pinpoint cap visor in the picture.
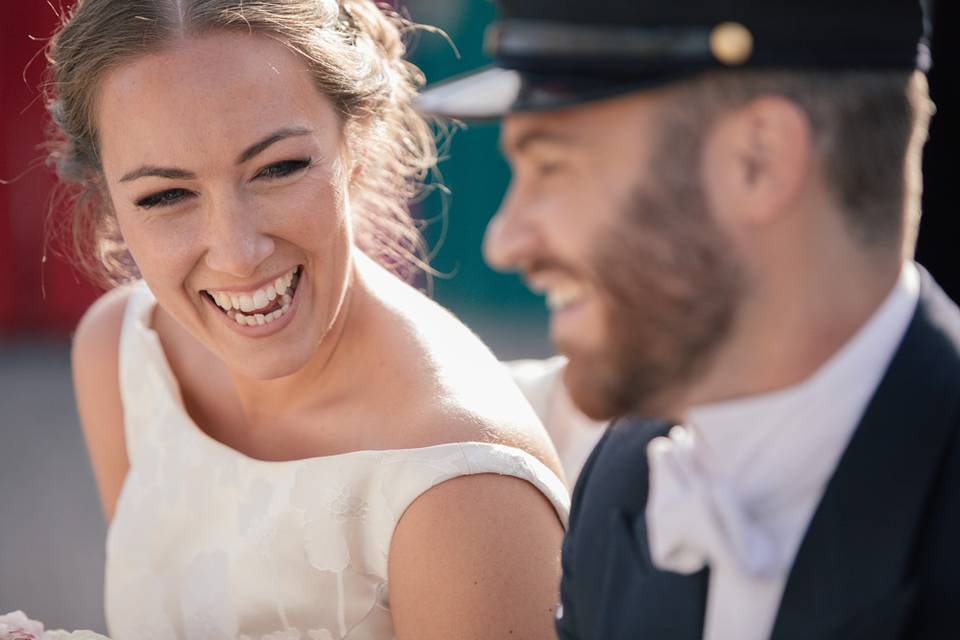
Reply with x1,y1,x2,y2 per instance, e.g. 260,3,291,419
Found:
415,67,521,121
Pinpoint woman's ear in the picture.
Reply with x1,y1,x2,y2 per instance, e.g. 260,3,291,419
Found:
350,158,363,184
335,126,363,191
702,95,813,229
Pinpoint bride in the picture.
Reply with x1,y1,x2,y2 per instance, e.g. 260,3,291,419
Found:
49,1,568,638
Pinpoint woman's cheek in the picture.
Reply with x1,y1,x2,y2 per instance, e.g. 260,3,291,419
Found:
115,210,207,314
266,175,348,240
123,212,203,268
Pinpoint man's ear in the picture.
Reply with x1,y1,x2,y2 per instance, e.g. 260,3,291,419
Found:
702,96,813,229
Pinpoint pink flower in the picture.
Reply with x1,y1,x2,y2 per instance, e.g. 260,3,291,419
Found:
0,611,45,640
0,612,110,640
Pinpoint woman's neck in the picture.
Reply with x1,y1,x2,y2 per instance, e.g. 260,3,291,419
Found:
226,258,373,430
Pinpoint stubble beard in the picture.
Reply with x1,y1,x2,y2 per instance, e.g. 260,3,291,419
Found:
562,118,745,422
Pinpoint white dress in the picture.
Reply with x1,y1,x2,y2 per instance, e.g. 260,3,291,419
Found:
105,282,571,640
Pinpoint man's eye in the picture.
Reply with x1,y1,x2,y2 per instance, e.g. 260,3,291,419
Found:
538,161,564,176
135,188,193,209
255,158,312,180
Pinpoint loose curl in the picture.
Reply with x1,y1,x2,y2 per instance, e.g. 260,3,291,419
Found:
45,0,438,287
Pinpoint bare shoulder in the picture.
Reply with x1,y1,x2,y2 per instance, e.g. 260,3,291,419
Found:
73,285,134,357
72,284,135,522
361,261,568,636
388,472,564,640
360,257,565,481
73,284,135,387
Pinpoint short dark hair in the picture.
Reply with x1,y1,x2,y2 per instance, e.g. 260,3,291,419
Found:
662,70,933,255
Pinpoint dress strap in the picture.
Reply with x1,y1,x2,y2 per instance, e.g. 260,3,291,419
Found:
116,281,175,464
345,441,571,580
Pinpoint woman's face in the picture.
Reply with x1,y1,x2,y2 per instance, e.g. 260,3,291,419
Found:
97,31,354,379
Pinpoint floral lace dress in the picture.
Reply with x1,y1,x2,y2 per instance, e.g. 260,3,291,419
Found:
105,282,570,640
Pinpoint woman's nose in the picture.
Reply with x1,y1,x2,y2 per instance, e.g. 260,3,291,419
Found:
202,195,275,278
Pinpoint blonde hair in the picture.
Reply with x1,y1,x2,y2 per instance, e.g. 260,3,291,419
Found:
45,0,437,286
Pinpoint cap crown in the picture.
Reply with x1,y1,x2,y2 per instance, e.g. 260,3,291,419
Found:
415,0,927,120
496,0,921,30
490,0,925,73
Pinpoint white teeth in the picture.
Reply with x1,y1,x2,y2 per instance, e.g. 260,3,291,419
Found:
209,265,299,318
546,286,585,312
230,300,292,327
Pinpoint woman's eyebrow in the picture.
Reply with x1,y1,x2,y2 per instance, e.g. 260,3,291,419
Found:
236,126,313,164
119,166,195,183
118,127,315,183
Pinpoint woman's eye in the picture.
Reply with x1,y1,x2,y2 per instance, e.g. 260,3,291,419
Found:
255,158,312,180
135,188,193,209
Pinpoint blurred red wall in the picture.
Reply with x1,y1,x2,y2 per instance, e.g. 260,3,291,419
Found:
1,3,101,337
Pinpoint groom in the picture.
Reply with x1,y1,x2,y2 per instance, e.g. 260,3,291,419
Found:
418,0,960,638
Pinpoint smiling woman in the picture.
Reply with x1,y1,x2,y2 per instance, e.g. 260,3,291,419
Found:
44,1,567,639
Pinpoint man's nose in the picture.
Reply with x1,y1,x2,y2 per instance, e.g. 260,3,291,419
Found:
483,184,541,273
203,193,275,278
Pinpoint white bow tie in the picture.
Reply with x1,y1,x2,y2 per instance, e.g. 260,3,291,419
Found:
645,425,787,579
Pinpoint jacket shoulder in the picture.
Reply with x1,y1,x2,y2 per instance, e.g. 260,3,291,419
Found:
897,272,960,633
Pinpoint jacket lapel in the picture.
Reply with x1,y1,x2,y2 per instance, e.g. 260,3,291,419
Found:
770,272,960,640
592,419,708,639
602,510,709,639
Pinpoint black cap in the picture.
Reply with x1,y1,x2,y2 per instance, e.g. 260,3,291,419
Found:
416,0,930,120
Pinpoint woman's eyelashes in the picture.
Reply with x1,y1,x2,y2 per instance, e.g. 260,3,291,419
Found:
135,188,194,209
134,158,314,209
254,157,313,180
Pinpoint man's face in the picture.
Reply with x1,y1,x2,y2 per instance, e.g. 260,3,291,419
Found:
487,91,744,420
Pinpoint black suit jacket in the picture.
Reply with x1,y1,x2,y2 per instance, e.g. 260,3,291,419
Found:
557,270,960,640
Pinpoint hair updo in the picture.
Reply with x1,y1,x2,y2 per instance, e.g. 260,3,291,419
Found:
45,0,437,286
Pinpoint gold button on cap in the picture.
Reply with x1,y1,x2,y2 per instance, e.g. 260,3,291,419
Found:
710,22,754,66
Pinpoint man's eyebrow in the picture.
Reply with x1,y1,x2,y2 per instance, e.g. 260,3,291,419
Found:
117,127,315,183
236,126,313,165
502,128,576,156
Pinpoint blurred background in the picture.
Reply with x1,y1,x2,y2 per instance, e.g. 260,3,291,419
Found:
0,0,955,633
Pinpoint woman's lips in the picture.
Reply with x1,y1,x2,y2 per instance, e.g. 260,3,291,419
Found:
205,266,304,337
